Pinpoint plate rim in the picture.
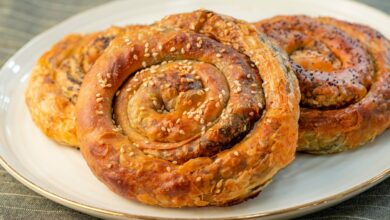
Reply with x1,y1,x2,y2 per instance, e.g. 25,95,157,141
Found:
0,0,389,219
0,156,389,220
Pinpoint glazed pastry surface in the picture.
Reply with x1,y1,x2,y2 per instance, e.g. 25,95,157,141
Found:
255,16,390,153
25,26,130,147
76,10,300,207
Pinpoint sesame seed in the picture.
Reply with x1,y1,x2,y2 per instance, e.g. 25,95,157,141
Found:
145,140,150,144
249,112,255,116
133,54,138,60
142,61,147,67
96,93,101,97
129,152,134,156
216,180,223,188
233,151,240,156
200,118,205,124
152,52,158,57
194,114,200,121
181,48,185,54
172,161,177,164
170,47,176,52
216,53,222,58
107,163,113,169
116,90,121,96
176,118,181,124
186,43,191,50
196,177,202,182
246,74,251,79
166,167,171,172
96,110,104,115
144,53,150,57
215,189,221,194
158,44,163,50
120,147,125,153
161,126,166,132
179,129,185,135
96,97,103,103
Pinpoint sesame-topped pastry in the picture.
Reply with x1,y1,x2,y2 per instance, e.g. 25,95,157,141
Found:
76,10,300,207
25,26,136,147
255,16,390,154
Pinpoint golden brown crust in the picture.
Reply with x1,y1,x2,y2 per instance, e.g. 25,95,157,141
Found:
255,16,390,153
76,10,300,207
25,26,129,147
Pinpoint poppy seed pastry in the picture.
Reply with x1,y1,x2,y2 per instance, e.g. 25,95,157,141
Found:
76,10,300,207
255,16,390,154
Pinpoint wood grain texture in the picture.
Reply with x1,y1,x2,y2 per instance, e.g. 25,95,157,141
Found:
0,0,388,219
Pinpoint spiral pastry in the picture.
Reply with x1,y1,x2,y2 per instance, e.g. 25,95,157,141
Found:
76,10,299,207
255,16,390,153
25,26,133,147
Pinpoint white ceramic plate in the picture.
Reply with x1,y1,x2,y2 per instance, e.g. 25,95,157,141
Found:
0,0,389,219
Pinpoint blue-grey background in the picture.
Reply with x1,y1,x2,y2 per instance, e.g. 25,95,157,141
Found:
0,0,389,219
